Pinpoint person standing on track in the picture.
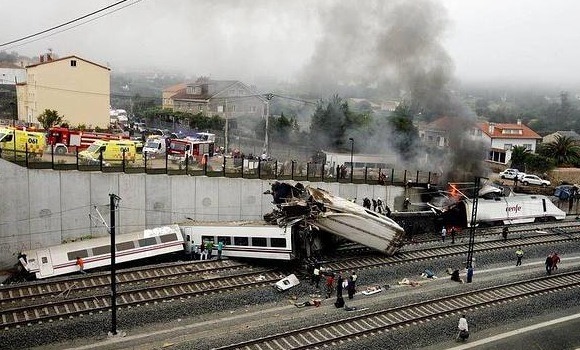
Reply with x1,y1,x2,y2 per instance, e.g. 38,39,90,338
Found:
551,252,561,272
515,247,524,266
313,264,321,288
76,256,87,274
545,254,553,275
441,226,447,243
217,240,224,260
502,226,509,241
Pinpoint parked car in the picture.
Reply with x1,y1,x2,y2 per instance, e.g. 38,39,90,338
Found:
520,174,550,187
499,169,520,179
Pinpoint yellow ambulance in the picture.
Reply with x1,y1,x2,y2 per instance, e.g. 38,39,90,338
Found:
0,127,46,158
79,139,143,166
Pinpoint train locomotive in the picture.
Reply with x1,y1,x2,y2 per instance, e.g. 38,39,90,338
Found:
442,194,566,227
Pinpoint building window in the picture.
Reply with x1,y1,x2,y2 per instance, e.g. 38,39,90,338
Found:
523,143,532,150
504,144,512,150
70,60,77,67
198,105,203,111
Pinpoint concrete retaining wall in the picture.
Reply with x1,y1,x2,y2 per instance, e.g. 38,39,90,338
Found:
0,159,409,270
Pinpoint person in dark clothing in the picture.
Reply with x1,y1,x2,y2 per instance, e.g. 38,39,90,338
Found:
363,197,371,209
347,277,356,299
372,199,378,212
334,296,345,308
336,274,344,297
502,226,509,242
545,254,553,275
450,227,456,244
451,269,463,283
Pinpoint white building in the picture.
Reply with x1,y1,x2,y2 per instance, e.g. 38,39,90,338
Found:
468,120,542,164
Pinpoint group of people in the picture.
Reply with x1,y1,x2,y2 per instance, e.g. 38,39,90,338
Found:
441,226,457,244
362,197,391,216
312,265,358,303
545,252,561,274
191,240,225,261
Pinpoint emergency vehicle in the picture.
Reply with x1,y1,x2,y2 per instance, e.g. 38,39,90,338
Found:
0,127,46,157
47,126,129,154
78,139,143,166
143,135,167,158
167,133,215,164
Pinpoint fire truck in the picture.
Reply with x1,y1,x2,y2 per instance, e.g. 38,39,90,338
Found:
47,127,129,154
167,132,215,164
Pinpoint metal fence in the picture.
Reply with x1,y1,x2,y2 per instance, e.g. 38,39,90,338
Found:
0,146,440,186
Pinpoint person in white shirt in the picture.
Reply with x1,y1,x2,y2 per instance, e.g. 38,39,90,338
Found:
457,315,469,341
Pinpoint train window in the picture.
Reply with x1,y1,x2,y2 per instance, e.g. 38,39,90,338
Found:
67,250,89,261
270,238,287,248
138,237,158,247
42,257,48,264
160,233,178,243
542,198,547,212
251,237,267,247
116,241,135,251
202,235,215,243
234,237,249,246
93,245,111,256
217,236,232,245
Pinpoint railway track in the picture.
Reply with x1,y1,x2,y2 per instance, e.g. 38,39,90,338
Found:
215,271,580,349
3,222,579,331
1,266,281,330
0,259,250,307
327,230,580,272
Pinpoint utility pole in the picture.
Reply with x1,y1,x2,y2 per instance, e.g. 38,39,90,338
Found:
263,93,274,155
466,177,481,283
224,99,228,152
109,194,121,336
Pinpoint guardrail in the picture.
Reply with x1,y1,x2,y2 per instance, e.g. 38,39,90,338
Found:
0,146,439,186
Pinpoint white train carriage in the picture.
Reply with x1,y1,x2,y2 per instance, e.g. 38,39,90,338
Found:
463,194,566,226
19,225,184,279
180,222,295,260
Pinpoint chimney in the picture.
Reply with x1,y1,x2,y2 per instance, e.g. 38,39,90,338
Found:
488,122,495,134
517,118,522,125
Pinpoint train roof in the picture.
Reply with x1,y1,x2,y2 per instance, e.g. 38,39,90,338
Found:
21,225,181,255
180,220,279,227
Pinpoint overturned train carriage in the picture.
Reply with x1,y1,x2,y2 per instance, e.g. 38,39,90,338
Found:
266,183,406,255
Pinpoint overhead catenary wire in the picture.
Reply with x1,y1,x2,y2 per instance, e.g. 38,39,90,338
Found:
0,0,140,49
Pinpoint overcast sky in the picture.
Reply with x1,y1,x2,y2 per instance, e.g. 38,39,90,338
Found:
1,0,579,88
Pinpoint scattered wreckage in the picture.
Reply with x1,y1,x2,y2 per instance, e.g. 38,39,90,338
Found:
264,182,406,256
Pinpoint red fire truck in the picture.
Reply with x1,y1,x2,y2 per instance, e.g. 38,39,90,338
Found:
47,127,129,154
167,132,215,164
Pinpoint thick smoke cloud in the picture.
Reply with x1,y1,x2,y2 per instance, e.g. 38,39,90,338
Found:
298,0,486,180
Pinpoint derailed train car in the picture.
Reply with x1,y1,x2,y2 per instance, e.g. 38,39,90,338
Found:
265,182,406,255
443,194,566,227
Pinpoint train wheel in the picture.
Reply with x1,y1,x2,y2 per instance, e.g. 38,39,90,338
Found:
523,181,529,186
541,183,547,187
55,146,66,154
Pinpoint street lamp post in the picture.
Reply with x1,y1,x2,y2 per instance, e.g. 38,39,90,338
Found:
349,137,354,183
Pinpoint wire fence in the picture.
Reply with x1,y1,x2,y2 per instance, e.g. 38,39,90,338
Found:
0,146,440,186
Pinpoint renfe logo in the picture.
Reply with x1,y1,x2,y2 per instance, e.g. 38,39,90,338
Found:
506,204,522,213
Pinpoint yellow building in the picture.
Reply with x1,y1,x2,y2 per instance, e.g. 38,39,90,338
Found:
16,55,110,128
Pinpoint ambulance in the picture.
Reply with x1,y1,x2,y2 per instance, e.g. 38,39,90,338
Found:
78,139,143,166
0,127,46,158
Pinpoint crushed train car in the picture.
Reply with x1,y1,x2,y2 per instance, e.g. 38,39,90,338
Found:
264,182,406,255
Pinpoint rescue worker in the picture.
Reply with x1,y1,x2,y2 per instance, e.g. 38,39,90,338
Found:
515,247,524,266
551,252,561,271
502,226,509,241
217,240,224,260
206,240,214,259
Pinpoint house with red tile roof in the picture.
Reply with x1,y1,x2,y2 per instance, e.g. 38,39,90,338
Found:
469,119,542,164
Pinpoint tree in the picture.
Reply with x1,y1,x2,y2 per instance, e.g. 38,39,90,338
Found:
388,103,419,160
540,135,580,166
37,109,63,130
510,146,531,171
